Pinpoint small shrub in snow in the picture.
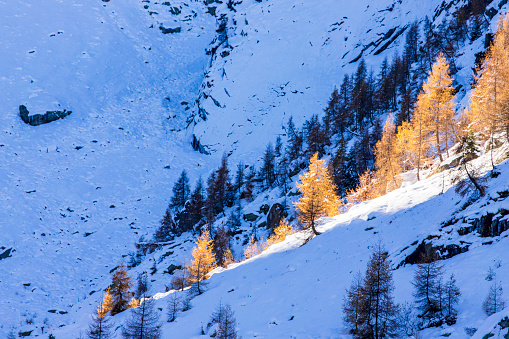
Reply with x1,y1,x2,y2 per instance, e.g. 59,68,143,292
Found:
210,302,238,339
167,294,181,322
483,281,506,316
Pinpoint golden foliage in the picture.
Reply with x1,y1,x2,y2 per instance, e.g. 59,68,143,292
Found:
98,286,114,317
187,226,217,286
267,218,294,246
294,153,342,235
374,117,402,195
222,248,235,268
346,169,378,207
128,298,140,309
469,12,509,140
244,237,264,259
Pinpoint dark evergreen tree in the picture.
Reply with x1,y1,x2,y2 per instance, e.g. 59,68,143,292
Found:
304,114,327,157
286,116,303,162
167,294,181,323
354,126,374,174
274,135,283,158
412,251,444,326
122,298,162,339
343,272,364,336
213,226,231,267
444,274,460,325
352,59,369,128
234,163,244,195
261,142,276,188
171,170,190,209
211,302,238,339
87,304,113,339
329,138,349,195
241,166,256,201
205,171,218,223
134,273,149,300
154,208,178,241
359,244,398,339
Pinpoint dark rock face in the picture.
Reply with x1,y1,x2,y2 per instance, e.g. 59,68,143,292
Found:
19,105,71,126
399,240,469,267
0,248,12,260
469,212,509,237
159,26,181,34
267,203,284,230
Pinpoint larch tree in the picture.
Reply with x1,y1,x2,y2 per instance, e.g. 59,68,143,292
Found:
88,298,114,339
483,280,506,316
122,298,162,339
211,302,238,339
412,251,445,326
374,117,401,195
294,152,342,235
266,218,294,246
358,243,398,339
187,226,217,295
167,293,181,323
469,12,509,166
343,272,364,336
444,274,461,324
110,263,134,315
417,53,456,162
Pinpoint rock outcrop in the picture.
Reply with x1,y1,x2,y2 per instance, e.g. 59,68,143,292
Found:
19,105,71,126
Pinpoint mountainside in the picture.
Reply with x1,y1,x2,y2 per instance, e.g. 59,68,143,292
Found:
2,0,509,337
53,138,509,338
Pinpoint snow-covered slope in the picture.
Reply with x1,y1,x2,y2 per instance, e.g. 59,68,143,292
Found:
53,139,509,338
188,0,507,159
2,0,509,336
0,0,219,332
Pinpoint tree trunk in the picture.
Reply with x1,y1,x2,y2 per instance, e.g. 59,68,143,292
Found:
310,219,321,236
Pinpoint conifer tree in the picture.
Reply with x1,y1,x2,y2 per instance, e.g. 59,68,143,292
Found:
304,114,327,157
171,267,190,291
483,281,506,316
346,169,378,206
411,87,433,181
222,248,235,267
122,298,162,339
358,243,398,339
167,294,181,323
374,117,401,195
469,12,509,162
244,237,262,259
412,251,444,326
211,302,238,339
286,116,303,162
101,287,114,315
171,170,190,209
294,153,342,235
415,53,456,163
185,177,205,232
213,226,231,267
343,272,364,336
444,274,461,324
110,263,133,315
261,142,276,188
187,227,217,295
266,218,294,246
88,299,114,339
154,208,177,241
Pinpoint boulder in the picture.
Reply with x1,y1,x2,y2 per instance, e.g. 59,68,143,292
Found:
19,105,71,126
